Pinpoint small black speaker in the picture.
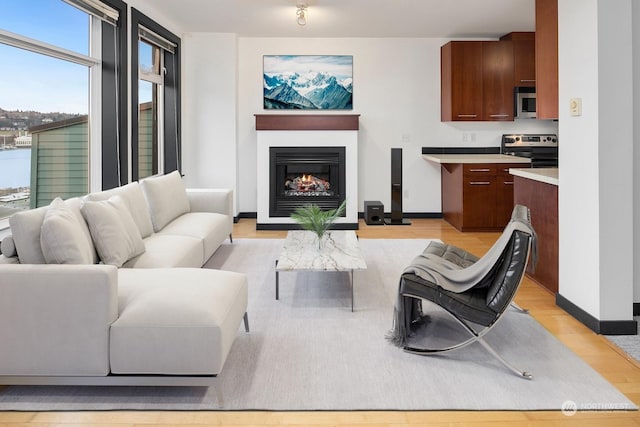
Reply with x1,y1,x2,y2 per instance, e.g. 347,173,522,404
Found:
384,148,411,225
364,201,384,225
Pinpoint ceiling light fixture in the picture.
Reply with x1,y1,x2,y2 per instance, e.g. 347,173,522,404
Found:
296,4,307,26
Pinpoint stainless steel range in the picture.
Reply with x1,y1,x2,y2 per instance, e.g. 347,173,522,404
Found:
501,134,558,168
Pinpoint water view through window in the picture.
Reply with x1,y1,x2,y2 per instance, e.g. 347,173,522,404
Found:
0,1,89,220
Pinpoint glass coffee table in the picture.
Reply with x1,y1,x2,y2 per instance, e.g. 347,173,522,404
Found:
275,230,367,311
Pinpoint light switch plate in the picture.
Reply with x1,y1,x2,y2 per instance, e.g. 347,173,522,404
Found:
570,98,582,116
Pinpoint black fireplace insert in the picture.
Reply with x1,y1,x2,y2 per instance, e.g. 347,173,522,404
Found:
269,146,346,217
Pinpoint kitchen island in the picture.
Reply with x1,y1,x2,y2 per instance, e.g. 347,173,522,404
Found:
510,167,558,293
423,153,530,231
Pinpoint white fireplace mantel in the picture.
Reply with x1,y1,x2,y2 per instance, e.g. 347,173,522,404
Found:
255,114,360,229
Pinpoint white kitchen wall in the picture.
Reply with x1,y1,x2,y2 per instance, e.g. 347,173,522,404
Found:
235,37,557,214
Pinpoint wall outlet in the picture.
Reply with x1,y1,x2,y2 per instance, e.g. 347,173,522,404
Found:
462,133,468,142
401,133,411,142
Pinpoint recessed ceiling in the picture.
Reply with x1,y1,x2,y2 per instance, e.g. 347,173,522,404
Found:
144,0,535,38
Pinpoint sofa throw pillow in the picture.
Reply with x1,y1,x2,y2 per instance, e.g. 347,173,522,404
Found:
140,170,191,232
40,197,96,264
0,235,17,258
87,182,154,238
64,197,99,264
8,205,48,264
81,195,146,267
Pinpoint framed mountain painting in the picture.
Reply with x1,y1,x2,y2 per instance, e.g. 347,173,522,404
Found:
263,55,353,110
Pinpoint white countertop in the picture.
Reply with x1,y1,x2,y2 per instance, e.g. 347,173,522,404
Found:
422,153,532,164
509,167,559,186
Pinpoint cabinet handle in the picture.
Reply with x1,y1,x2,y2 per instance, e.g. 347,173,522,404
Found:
468,168,491,172
504,181,514,185
520,79,536,83
469,181,491,185
457,114,477,118
490,114,509,118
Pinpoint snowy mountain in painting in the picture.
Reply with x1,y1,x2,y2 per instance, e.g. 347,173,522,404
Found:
263,71,353,110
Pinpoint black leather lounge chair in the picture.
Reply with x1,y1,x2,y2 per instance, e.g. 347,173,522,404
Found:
388,205,536,379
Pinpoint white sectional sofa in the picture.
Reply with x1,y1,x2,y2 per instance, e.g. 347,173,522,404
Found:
0,171,248,386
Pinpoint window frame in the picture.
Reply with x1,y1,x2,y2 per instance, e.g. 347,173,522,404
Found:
99,0,128,189
130,8,181,182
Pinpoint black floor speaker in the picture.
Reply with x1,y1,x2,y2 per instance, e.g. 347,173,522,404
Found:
364,200,384,225
384,148,411,225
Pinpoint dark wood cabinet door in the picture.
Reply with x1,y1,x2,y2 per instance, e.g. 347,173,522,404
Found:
495,164,521,227
482,41,514,121
536,0,559,119
514,38,536,87
463,177,497,230
441,41,483,121
501,32,536,87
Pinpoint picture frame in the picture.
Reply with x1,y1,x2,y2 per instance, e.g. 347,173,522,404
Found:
263,55,353,110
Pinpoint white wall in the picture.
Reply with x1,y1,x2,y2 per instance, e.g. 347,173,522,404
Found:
235,37,557,214
558,0,634,319
181,33,239,213
633,1,640,305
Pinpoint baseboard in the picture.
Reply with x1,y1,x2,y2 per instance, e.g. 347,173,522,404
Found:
237,212,257,219
256,222,359,231
246,212,442,220
556,293,638,335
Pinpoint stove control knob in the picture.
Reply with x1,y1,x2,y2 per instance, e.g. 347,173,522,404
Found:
515,136,520,141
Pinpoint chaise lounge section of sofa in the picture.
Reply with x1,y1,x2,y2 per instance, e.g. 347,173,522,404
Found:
0,170,248,387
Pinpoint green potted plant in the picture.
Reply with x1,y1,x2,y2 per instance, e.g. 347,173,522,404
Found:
290,199,347,249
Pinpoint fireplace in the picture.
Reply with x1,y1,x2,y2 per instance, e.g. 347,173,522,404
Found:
255,114,359,229
270,146,346,217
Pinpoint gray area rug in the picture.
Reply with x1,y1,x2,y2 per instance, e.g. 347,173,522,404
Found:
606,317,640,363
0,238,635,411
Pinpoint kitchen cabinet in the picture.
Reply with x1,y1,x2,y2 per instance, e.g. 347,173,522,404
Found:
441,162,524,231
482,41,515,121
441,41,514,122
535,0,559,119
512,172,558,293
440,41,483,121
500,32,536,87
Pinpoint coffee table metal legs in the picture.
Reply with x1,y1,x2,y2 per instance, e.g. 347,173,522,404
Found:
350,270,354,312
275,267,355,311
275,259,279,300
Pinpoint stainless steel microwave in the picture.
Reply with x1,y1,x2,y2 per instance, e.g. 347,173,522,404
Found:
515,86,536,119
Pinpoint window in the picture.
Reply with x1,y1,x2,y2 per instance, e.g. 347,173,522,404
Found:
0,1,92,218
0,0,125,223
131,9,181,181
138,39,162,178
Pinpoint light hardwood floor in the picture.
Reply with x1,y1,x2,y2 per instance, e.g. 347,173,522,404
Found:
1,218,639,426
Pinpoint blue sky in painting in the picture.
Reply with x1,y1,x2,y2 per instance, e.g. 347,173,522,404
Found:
264,55,353,80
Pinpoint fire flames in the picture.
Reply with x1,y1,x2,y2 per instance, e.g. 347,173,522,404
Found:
285,174,331,194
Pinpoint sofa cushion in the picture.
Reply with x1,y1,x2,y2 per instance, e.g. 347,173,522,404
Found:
8,205,48,264
111,268,248,375
159,212,230,262
40,198,96,265
87,182,154,238
122,233,204,268
81,195,146,267
140,171,190,232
